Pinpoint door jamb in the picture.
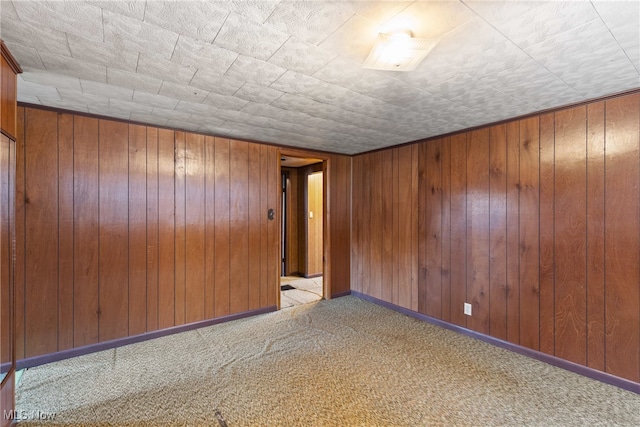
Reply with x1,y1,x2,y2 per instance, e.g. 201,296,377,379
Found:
278,148,331,308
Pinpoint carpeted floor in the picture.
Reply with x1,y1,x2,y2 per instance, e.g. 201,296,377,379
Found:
15,296,640,426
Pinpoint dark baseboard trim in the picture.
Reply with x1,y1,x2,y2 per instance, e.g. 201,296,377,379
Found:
304,273,323,279
351,291,640,395
16,306,277,370
331,290,352,299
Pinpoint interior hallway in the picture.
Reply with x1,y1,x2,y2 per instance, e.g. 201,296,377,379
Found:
280,276,323,308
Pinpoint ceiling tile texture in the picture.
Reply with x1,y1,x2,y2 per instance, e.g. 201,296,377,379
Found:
1,0,639,154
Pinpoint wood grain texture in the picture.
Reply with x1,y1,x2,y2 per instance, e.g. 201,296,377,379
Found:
259,144,269,307
98,120,129,342
351,155,363,294
604,94,640,382
518,117,540,351
417,141,428,314
146,127,159,332
57,113,74,350
214,137,230,317
174,132,186,326
24,108,58,357
73,116,100,347
505,121,520,344
539,113,555,355
307,171,323,276
392,149,400,305
489,125,507,340
382,151,394,303
204,136,216,319
329,155,351,296
14,107,25,359
586,102,605,371
440,138,452,323
449,134,467,327
554,107,587,364
157,128,175,329
467,129,490,334
248,143,261,309
370,151,383,300
267,146,278,307
15,107,327,362
185,133,206,324
1,54,17,139
425,139,443,319
229,139,249,314
0,134,11,365
128,124,147,335
361,153,371,297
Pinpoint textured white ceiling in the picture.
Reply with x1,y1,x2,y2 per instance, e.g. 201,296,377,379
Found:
1,0,639,155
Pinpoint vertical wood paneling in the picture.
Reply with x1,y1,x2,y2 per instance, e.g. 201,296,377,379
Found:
73,116,99,347
57,114,74,350
539,113,555,355
248,143,261,309
204,136,216,319
1,134,11,364
214,137,230,317
425,139,443,319
489,125,507,340
14,107,25,359
361,154,371,297
417,141,428,314
98,120,129,342
185,133,205,324
157,128,175,329
505,121,520,344
450,134,467,327
440,137,452,323
174,132,186,326
604,94,640,382
382,152,394,302
229,139,249,314
351,155,363,294
586,102,605,371
24,108,58,357
128,124,147,335
391,149,400,305
17,107,325,362
370,151,383,300
267,146,279,307
329,154,351,296
518,117,540,350
348,91,640,384
146,128,159,332
259,144,269,307
467,129,490,334
411,144,419,312
554,107,587,364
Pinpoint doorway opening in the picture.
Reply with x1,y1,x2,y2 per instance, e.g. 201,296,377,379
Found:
280,155,324,309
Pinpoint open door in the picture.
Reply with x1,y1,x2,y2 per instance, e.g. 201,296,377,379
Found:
279,155,325,308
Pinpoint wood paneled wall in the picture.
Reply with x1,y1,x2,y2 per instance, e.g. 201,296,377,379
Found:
307,171,323,276
14,107,285,360
351,92,640,384
15,106,352,361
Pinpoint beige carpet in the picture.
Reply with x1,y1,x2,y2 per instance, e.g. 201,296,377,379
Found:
15,296,640,426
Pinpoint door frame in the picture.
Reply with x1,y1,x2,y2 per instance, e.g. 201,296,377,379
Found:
278,148,331,309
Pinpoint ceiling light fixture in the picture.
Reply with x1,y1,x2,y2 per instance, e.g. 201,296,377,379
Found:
362,30,438,72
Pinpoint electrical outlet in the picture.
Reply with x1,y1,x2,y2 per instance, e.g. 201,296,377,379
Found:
464,303,472,316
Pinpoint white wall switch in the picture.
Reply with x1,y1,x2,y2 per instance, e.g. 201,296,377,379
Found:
309,211,313,219
464,303,472,316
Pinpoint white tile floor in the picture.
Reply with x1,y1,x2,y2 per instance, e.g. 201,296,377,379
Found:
280,276,323,309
